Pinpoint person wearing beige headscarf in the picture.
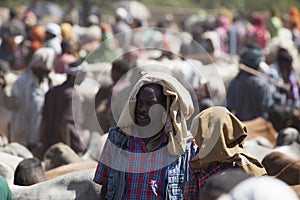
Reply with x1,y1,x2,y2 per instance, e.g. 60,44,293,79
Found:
184,106,266,199
0,47,55,155
94,71,195,199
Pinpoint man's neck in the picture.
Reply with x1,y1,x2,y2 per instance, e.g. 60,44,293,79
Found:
141,127,165,145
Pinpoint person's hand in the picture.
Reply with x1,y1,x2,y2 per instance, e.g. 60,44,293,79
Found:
0,73,6,89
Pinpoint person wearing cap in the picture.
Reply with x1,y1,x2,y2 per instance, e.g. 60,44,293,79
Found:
39,60,87,156
267,48,300,132
45,23,62,55
0,47,55,155
226,45,275,121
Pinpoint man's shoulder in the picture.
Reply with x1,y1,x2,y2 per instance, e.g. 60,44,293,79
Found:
46,84,64,96
107,127,129,147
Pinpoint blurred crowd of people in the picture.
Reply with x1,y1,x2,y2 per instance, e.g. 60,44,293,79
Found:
1,1,300,199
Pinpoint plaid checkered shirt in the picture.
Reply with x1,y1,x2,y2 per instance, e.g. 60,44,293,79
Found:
183,162,234,199
94,128,175,199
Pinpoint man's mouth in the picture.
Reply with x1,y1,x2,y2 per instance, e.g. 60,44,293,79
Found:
137,113,149,120
136,113,151,125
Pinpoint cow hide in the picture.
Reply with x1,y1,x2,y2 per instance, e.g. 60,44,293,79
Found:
262,151,300,185
11,169,101,200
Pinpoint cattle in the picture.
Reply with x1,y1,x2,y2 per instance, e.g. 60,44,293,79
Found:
262,151,300,185
245,126,300,163
43,142,82,171
14,157,46,186
11,169,101,200
243,117,278,146
0,142,33,159
0,162,14,185
276,127,300,146
0,152,23,172
244,136,274,162
291,185,300,199
44,160,98,180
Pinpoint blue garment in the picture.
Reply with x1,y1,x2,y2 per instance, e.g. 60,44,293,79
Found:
226,72,274,121
94,127,194,200
269,63,300,108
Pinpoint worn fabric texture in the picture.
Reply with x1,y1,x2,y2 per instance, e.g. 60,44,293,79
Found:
190,106,266,176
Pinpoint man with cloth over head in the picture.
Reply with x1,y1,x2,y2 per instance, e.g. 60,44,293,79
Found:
0,47,55,154
94,71,196,199
184,106,266,199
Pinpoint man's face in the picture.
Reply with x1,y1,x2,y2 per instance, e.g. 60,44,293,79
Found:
135,84,166,127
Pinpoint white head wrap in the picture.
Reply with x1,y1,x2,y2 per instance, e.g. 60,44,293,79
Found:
45,23,61,36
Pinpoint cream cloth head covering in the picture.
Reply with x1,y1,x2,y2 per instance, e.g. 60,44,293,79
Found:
190,106,266,176
117,71,194,155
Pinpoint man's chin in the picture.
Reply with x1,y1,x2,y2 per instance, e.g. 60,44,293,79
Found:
136,120,150,127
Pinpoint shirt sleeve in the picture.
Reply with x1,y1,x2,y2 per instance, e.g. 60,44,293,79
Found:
93,134,112,185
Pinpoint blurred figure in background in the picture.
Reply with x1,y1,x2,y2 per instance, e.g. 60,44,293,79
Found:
112,8,132,50
267,6,283,38
53,39,77,74
0,48,55,156
248,12,270,49
40,60,87,156
0,8,26,70
227,45,274,121
95,58,131,133
44,23,62,55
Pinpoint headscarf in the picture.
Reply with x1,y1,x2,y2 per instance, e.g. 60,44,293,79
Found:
117,71,194,155
31,26,45,51
61,22,75,42
45,23,61,36
240,46,264,69
190,106,266,176
32,26,45,41
29,47,55,70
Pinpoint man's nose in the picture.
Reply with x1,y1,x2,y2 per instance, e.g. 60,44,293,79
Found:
139,103,149,113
